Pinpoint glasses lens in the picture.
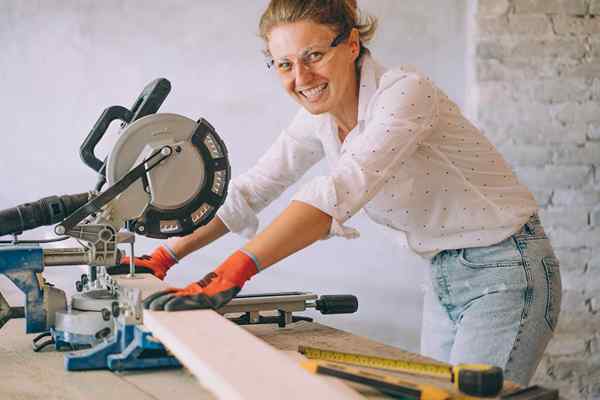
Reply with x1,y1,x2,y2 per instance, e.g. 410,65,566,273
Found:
266,33,345,73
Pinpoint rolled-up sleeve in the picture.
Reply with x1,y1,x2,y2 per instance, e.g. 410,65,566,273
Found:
292,70,440,238
217,109,324,238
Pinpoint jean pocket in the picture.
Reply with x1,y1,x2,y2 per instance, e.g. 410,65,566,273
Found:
542,256,561,331
458,236,523,269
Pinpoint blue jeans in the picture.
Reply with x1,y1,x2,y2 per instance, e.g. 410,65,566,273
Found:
420,215,561,386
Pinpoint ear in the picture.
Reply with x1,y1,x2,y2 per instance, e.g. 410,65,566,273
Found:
349,28,360,61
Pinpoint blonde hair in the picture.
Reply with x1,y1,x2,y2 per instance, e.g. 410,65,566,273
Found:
259,0,377,58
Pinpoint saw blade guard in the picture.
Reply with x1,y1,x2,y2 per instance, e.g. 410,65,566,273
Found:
106,113,230,238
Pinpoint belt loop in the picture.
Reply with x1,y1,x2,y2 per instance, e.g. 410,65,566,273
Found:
529,213,541,234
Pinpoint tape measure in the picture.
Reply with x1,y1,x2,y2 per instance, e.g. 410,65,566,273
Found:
302,360,451,400
298,345,503,398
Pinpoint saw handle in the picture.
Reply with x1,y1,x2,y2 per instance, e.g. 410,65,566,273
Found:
80,105,133,172
128,78,171,123
80,78,172,174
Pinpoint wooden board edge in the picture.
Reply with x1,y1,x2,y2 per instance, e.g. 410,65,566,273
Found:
143,309,364,400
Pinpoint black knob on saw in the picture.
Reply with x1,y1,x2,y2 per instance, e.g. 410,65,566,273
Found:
95,327,112,340
316,295,358,315
111,302,120,318
101,308,111,321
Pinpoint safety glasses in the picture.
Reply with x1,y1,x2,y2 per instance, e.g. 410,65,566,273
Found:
264,29,351,75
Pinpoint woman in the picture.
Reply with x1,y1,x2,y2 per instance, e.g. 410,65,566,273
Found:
133,0,561,386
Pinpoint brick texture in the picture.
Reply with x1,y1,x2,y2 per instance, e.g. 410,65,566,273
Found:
514,0,587,15
553,15,600,34
477,15,553,36
478,0,511,16
474,1,600,397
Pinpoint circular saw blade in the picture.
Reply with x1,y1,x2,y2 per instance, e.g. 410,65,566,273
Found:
106,113,205,219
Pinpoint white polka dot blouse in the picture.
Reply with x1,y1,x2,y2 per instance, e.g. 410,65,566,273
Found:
216,55,538,258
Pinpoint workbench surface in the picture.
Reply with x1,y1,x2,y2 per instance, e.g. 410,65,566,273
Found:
0,273,517,399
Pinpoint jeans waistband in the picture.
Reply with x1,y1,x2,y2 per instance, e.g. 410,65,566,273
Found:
432,213,543,264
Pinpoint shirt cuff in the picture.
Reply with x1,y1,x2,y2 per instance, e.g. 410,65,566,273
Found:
325,219,361,240
292,176,360,240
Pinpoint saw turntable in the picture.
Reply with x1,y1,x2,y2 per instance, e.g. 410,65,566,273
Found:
0,79,358,371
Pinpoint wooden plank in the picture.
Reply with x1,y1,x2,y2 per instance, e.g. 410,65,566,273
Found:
144,309,364,400
113,273,170,294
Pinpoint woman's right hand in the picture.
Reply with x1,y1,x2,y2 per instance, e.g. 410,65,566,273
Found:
111,245,178,280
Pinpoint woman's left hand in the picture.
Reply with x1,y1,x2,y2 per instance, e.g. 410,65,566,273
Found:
143,250,258,311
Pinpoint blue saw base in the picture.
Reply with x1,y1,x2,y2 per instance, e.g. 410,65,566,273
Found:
65,322,180,371
0,245,47,333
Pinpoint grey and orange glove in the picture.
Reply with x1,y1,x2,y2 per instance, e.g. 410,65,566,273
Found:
143,249,259,311
111,245,178,280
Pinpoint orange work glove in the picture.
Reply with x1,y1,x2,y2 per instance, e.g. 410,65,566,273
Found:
111,245,178,280
142,250,259,311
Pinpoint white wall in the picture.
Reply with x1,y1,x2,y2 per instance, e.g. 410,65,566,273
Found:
0,0,468,352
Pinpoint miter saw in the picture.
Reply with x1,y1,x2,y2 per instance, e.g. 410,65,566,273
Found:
0,78,231,367
0,79,358,371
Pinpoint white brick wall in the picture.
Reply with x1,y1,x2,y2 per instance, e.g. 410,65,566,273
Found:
474,1,600,397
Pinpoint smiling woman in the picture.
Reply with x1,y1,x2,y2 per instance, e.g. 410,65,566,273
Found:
265,21,359,134
259,0,376,137
132,0,561,387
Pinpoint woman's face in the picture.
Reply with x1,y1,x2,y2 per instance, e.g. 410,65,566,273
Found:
267,21,359,116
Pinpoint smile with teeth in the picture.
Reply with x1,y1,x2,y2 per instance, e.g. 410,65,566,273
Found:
299,83,328,100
